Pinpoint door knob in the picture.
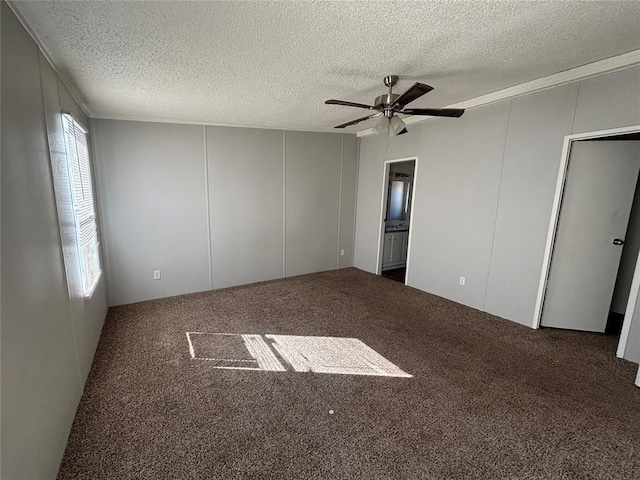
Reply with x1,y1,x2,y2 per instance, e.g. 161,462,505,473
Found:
613,238,625,246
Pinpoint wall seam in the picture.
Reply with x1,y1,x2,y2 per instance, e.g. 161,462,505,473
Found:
570,82,581,134
282,130,287,278
482,100,514,311
337,135,344,268
203,126,213,289
352,137,360,267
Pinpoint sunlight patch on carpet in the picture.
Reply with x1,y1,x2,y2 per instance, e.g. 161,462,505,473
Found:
186,333,411,378
185,332,285,371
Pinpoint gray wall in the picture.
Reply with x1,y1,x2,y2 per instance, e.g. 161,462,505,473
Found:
354,65,640,361
389,160,415,176
1,3,108,479
92,121,211,305
484,84,578,322
572,67,640,134
339,135,359,268
353,128,420,273
207,126,284,288
410,102,510,309
92,121,358,305
285,131,342,276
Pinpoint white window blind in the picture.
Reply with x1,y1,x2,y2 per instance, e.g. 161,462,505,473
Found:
62,114,101,296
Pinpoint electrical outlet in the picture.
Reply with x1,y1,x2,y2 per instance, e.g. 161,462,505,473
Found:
340,249,345,256
153,270,161,280
459,276,465,286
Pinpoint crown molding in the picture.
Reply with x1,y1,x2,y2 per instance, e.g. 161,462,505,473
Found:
357,49,640,137
6,0,92,117
90,114,352,135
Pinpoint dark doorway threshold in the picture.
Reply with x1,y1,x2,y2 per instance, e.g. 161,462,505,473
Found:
382,267,406,283
605,311,625,335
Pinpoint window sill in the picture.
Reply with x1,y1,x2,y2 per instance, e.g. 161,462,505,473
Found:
84,270,103,299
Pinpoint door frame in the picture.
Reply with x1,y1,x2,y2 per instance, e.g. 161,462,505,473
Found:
376,156,419,286
533,125,640,358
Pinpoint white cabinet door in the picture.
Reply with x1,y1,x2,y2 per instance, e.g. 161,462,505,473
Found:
400,232,408,261
390,233,404,262
382,233,393,264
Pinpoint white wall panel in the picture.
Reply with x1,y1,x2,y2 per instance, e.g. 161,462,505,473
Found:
1,5,89,478
93,122,357,302
339,135,359,268
207,126,284,288
409,103,510,309
573,66,640,134
92,120,210,305
484,85,578,325
285,131,342,276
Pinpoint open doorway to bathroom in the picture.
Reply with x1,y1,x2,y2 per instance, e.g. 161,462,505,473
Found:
379,159,416,284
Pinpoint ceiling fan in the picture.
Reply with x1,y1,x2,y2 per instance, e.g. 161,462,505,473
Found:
325,75,464,136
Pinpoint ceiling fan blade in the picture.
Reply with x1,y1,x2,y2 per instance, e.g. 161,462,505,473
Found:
401,108,465,118
334,113,382,129
396,127,409,136
392,83,434,108
325,99,374,110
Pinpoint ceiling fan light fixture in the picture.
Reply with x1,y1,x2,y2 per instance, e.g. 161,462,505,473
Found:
373,116,389,135
389,115,406,136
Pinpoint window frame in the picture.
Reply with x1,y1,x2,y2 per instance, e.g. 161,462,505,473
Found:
61,113,102,298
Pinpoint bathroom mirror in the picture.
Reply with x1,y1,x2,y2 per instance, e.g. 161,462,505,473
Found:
387,180,411,221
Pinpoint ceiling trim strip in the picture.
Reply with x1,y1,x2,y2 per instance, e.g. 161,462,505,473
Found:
6,0,91,117
357,49,640,137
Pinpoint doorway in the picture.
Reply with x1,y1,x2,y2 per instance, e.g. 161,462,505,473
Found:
377,158,417,284
534,126,640,359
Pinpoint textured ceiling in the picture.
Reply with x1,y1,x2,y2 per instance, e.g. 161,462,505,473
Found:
12,1,640,133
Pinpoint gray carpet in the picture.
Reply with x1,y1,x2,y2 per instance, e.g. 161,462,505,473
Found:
57,268,640,479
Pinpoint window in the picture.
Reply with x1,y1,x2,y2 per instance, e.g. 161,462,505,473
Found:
62,114,101,296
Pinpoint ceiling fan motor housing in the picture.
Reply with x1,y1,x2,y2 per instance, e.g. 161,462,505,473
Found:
374,93,399,115
383,75,399,87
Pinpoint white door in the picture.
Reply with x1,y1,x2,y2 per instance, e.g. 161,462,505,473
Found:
541,142,640,332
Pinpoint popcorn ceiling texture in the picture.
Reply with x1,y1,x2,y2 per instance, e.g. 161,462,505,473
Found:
13,0,640,132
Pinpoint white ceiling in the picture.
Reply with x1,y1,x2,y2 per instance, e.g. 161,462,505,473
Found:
12,1,640,133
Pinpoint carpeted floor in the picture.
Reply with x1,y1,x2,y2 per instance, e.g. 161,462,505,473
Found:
57,268,640,479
